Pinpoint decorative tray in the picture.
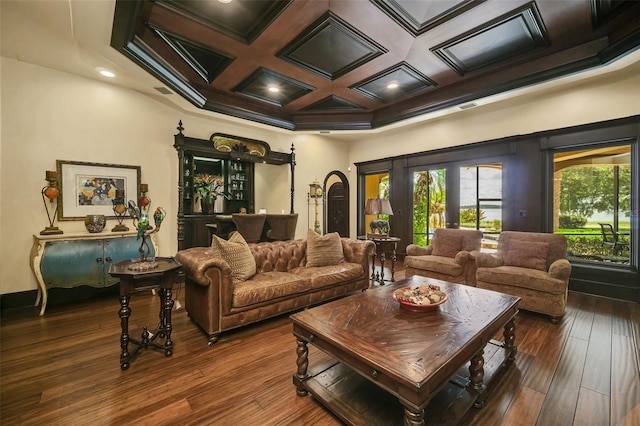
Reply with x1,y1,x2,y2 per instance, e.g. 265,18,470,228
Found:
392,284,447,312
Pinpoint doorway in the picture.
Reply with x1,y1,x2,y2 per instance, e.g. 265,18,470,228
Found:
324,171,349,237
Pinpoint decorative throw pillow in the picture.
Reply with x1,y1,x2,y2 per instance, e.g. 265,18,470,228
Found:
432,235,463,258
503,240,549,271
306,229,344,267
212,232,256,282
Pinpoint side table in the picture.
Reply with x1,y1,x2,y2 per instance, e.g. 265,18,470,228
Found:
358,236,400,284
108,257,181,370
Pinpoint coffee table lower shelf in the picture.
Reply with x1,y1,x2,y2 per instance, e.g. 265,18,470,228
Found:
295,339,513,426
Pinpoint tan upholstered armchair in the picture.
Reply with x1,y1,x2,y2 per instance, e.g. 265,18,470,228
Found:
475,231,571,323
404,228,483,286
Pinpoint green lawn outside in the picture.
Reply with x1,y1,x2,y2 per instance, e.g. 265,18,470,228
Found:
556,222,630,259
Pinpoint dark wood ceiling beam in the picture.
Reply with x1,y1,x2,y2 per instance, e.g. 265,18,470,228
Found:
111,0,640,131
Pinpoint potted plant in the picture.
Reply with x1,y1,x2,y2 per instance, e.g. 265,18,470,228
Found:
193,174,229,214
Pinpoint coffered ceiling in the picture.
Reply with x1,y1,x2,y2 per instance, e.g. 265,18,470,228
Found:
109,0,640,131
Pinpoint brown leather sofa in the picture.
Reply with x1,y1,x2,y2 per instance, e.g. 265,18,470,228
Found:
175,237,375,344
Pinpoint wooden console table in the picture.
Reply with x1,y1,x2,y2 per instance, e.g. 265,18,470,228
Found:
29,231,157,316
108,257,181,370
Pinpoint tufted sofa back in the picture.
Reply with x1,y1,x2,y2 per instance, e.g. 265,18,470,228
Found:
249,239,307,273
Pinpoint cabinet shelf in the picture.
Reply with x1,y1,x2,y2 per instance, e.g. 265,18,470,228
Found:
174,127,294,250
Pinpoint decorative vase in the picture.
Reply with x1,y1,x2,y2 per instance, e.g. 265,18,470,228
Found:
201,198,215,215
84,214,106,233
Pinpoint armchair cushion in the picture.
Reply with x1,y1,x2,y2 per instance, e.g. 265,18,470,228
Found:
432,234,463,258
503,240,549,271
406,244,432,256
406,256,463,276
404,228,483,286
212,232,256,282
306,229,344,267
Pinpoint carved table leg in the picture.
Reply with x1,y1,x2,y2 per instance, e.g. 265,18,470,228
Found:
163,287,174,357
157,288,166,338
379,250,386,283
401,402,424,426
119,294,131,370
390,244,397,282
503,318,517,363
370,251,376,281
295,338,309,396
469,348,486,408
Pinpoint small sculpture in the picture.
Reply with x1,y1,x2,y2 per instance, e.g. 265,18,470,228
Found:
369,219,389,235
127,185,165,270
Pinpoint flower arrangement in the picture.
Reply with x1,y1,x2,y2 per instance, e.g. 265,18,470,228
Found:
193,174,228,203
193,174,230,213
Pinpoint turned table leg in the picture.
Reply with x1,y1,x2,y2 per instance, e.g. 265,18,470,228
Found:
390,243,397,282
294,338,309,396
119,294,131,370
163,288,174,357
503,318,517,363
401,401,425,426
469,348,486,408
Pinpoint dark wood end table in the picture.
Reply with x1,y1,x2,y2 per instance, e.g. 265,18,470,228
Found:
358,235,400,284
108,257,181,370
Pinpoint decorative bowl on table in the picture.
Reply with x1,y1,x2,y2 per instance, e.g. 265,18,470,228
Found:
84,214,106,233
392,284,447,312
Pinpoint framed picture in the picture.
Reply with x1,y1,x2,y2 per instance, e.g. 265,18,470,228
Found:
56,160,141,220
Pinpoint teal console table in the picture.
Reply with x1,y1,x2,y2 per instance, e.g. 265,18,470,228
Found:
30,231,158,316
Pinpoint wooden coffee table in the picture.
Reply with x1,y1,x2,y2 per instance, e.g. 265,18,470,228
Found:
291,276,520,425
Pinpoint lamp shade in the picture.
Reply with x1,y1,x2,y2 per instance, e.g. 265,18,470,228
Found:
364,198,393,216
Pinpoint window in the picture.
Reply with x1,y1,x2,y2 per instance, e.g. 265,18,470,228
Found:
553,145,631,264
412,169,446,246
460,164,502,248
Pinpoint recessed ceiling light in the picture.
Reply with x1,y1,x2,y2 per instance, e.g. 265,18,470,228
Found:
268,86,279,93
100,70,116,78
218,0,232,3
459,102,478,110
387,82,399,89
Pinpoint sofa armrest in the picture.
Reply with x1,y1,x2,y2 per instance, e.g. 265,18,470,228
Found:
341,238,376,272
174,247,232,286
454,250,475,265
549,258,572,281
476,251,504,268
406,244,433,256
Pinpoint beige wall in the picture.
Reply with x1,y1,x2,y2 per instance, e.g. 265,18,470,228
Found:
0,59,347,295
2,53,639,296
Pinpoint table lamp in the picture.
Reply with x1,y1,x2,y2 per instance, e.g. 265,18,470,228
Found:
365,198,393,238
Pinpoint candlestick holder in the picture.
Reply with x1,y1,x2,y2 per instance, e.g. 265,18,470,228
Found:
40,171,63,235
111,188,129,231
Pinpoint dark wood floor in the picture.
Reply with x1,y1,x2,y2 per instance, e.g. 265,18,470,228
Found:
1,267,639,425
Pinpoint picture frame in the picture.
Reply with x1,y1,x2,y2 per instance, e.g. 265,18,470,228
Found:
56,160,141,220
